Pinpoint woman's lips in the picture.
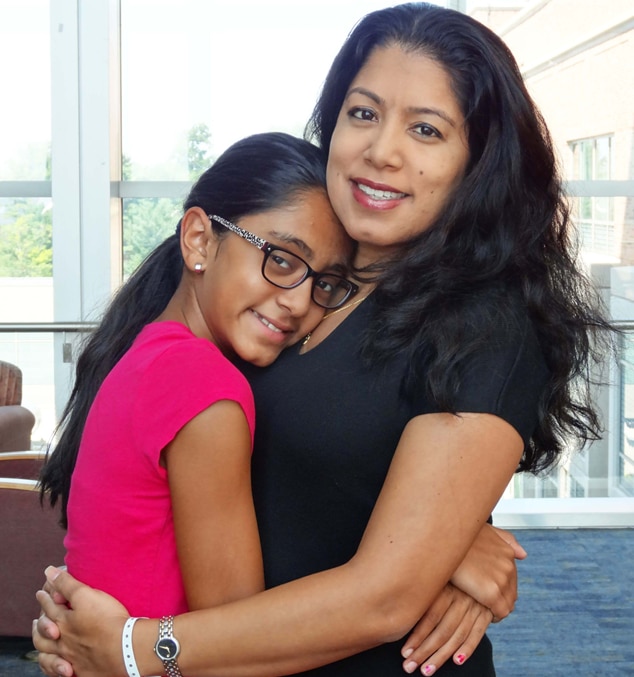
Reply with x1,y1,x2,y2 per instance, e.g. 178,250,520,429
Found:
351,179,408,210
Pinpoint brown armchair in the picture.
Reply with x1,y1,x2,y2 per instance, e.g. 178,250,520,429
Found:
0,476,66,637
0,360,36,453
0,450,48,479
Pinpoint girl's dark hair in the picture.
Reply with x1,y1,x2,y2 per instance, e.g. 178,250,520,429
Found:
306,2,615,474
41,132,330,526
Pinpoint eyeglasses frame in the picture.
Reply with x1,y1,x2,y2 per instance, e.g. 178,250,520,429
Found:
208,214,358,309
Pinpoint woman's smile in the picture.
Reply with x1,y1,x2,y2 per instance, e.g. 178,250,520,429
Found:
351,177,409,210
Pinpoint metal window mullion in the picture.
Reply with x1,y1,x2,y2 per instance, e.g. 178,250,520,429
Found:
51,0,81,322
50,0,82,419
78,0,119,317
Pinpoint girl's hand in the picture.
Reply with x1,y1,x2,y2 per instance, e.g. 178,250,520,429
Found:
450,524,525,621
32,611,71,677
41,563,68,602
33,566,129,677
401,583,493,675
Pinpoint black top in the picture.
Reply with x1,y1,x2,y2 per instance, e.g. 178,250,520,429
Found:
241,295,549,676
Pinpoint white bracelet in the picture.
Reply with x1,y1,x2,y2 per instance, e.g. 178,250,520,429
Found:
122,617,147,677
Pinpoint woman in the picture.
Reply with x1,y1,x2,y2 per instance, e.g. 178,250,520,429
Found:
34,3,611,676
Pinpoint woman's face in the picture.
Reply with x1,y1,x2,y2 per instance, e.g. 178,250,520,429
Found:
326,44,470,265
195,189,351,367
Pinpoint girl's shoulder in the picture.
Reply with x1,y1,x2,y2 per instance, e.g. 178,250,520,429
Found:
130,321,245,388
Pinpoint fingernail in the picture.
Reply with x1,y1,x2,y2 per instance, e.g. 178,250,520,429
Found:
404,660,418,673
422,665,436,676
402,647,413,658
45,565,61,581
455,654,466,665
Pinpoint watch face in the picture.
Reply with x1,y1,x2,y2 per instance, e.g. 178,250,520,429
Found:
156,637,180,660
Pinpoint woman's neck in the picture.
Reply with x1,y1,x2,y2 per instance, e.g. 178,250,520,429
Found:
353,242,399,269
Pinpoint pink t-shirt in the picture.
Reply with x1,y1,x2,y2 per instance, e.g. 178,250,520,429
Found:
64,321,255,617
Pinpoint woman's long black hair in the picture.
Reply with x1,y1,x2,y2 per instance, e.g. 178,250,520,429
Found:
40,132,331,526
306,2,615,474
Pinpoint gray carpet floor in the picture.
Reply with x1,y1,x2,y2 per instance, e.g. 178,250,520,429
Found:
1,529,633,676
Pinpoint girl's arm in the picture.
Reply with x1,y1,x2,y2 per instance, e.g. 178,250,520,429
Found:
165,399,264,609
36,411,523,677
450,522,525,620
401,582,494,674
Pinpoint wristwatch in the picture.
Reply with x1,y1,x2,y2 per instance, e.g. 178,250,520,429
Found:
154,616,183,677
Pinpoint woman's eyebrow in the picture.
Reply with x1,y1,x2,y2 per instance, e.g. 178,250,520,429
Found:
347,86,458,128
347,86,383,106
407,105,458,128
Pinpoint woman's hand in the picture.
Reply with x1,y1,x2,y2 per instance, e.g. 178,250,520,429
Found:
33,566,129,677
450,524,525,621
401,583,493,675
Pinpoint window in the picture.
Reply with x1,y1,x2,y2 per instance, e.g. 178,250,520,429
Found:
619,333,634,496
569,136,615,256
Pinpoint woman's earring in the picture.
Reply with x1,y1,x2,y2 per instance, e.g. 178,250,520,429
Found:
194,263,203,272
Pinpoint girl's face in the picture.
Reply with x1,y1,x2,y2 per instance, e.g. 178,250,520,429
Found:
326,45,470,266
193,190,351,367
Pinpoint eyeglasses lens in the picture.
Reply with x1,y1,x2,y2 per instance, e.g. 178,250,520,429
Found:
264,249,307,286
263,248,351,309
312,275,352,309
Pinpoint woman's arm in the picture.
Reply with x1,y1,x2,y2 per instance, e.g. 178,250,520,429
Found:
166,399,264,609
35,411,523,677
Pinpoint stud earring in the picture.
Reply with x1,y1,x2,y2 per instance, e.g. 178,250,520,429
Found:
194,263,203,272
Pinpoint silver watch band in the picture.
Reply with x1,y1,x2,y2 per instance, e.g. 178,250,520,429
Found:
156,616,183,677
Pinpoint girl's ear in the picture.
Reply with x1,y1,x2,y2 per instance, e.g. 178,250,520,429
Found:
180,207,216,273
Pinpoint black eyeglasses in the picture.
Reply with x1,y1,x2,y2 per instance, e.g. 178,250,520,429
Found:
209,214,358,310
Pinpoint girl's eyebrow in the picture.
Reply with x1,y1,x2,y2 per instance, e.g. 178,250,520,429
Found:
268,231,314,259
268,231,349,274
346,86,458,128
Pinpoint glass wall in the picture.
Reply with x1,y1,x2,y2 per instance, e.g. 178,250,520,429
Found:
0,1,51,181
570,136,615,256
1,0,633,525
490,0,634,516
0,0,53,445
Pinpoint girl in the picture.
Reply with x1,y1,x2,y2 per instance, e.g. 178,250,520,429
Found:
38,131,356,619
35,3,612,676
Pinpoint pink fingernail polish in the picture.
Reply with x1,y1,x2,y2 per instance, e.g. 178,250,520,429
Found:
456,654,466,665
422,665,436,675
